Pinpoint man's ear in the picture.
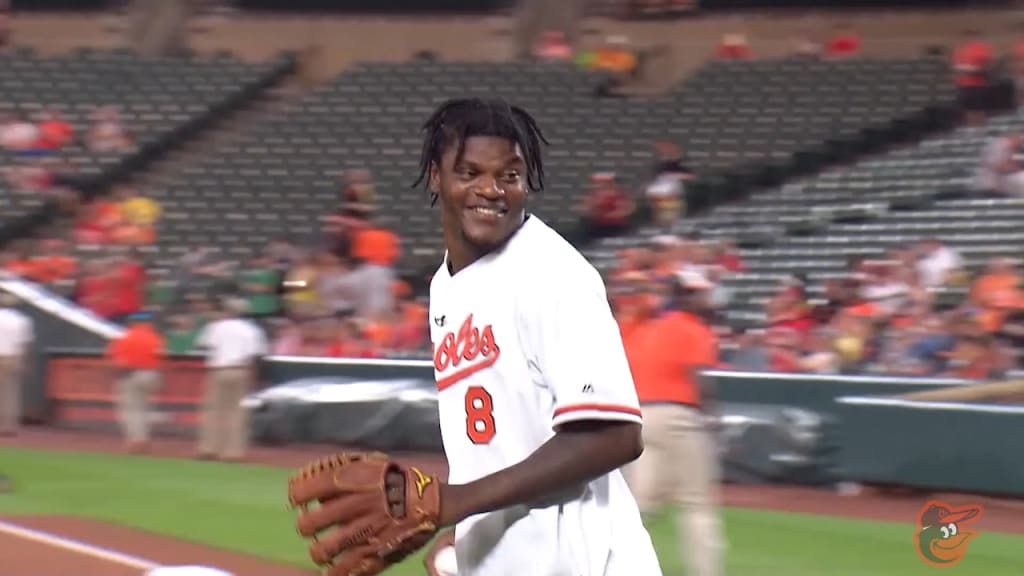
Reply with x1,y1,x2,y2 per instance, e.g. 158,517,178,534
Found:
429,162,441,195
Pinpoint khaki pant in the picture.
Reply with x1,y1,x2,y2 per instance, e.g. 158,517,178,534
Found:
0,356,21,435
626,403,725,576
198,367,250,459
115,369,161,444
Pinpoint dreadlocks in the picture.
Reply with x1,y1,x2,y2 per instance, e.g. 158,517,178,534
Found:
412,98,549,206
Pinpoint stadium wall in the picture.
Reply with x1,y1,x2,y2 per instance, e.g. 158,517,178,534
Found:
27,348,1024,496
8,7,1024,84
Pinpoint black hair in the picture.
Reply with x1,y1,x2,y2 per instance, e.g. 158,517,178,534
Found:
412,97,549,206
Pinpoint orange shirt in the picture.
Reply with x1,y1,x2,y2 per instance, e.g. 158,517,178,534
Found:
30,255,77,283
624,311,716,406
351,227,400,267
106,323,164,370
971,272,1021,331
953,41,994,87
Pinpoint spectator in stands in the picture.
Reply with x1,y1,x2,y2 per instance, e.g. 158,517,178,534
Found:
798,329,839,373
392,290,428,352
73,196,121,244
29,238,77,286
267,236,299,275
973,131,1024,196
111,248,147,323
535,30,572,60
76,257,118,319
339,168,375,222
713,239,744,273
239,254,280,318
1,241,34,280
766,275,815,334
270,317,302,355
576,171,634,242
34,108,74,151
915,238,963,291
824,22,861,59
86,105,133,152
165,311,203,354
791,19,823,59
831,310,872,373
944,331,1014,379
593,34,637,74
725,327,770,371
283,247,323,317
645,140,694,227
716,32,751,60
316,250,360,317
970,257,1022,334
0,112,39,153
112,185,161,244
859,259,912,319
953,30,997,124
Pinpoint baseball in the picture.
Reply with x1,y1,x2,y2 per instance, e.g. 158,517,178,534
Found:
431,544,458,576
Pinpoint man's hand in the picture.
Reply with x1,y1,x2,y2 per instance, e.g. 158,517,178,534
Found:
423,529,457,576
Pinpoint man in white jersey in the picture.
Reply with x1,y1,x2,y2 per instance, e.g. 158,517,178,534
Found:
414,98,662,576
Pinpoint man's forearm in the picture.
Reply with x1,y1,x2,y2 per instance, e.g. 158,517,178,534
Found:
438,420,642,526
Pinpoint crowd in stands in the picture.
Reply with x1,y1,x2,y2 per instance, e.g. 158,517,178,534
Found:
1,164,425,359
607,232,1024,379
1,105,134,213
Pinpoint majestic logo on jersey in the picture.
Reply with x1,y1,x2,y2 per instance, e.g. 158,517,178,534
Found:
410,466,433,499
433,314,501,391
434,315,446,327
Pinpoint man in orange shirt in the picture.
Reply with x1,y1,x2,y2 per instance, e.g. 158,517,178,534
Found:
106,312,165,453
953,30,996,124
623,272,724,576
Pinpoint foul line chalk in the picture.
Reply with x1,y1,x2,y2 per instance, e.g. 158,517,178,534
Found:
0,519,163,571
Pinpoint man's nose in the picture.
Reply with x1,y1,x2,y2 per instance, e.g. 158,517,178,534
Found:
475,177,503,199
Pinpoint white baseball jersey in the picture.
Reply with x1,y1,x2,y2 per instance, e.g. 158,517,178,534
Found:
429,215,662,576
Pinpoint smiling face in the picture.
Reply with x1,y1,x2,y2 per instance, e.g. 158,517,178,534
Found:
431,135,529,272
917,522,978,566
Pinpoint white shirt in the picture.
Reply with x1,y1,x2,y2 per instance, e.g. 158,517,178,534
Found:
917,246,962,289
429,216,662,576
196,318,267,368
0,307,33,357
0,122,38,150
975,136,1016,191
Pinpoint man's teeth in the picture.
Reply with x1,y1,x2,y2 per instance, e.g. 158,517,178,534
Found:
471,207,504,216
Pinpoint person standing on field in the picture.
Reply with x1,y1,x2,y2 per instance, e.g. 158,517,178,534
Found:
194,297,267,461
622,272,726,576
0,291,33,437
106,311,165,453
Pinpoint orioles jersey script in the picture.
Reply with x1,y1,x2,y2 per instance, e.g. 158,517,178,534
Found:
429,215,663,576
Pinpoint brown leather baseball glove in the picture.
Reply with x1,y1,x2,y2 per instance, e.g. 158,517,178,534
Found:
288,452,442,576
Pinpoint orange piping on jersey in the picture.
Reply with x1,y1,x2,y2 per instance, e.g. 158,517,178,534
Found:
553,403,642,418
434,314,501,391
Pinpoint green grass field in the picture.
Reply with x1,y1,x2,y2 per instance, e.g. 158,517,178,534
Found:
0,447,1019,575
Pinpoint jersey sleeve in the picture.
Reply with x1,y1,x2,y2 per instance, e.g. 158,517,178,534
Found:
524,265,643,429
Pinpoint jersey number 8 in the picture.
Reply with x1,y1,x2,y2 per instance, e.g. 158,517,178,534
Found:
464,386,495,444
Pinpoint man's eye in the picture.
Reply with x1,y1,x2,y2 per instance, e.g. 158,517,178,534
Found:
503,172,520,181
